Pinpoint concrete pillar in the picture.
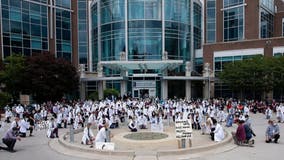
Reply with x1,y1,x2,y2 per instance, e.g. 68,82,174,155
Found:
79,64,86,100
203,63,211,99
161,80,168,100
79,81,86,100
186,80,191,100
185,62,192,100
97,63,104,100
120,80,127,97
98,81,104,100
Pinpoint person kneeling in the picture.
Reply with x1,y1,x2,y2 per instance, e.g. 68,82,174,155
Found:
266,120,280,143
0,127,21,152
82,123,95,147
128,117,137,132
47,118,59,138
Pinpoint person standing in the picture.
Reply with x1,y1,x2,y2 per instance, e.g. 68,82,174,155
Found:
0,127,21,152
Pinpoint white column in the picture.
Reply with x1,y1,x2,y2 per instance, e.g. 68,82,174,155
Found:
80,81,86,100
88,0,93,72
124,0,128,60
203,63,211,99
185,61,192,100
186,80,191,100
162,0,165,58
98,81,104,100
120,80,127,97
161,80,168,100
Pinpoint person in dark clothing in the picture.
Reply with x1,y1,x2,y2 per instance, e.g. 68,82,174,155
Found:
0,127,21,152
27,114,35,136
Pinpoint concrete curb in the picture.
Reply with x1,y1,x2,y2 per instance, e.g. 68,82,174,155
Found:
59,129,136,157
56,128,233,159
157,129,233,157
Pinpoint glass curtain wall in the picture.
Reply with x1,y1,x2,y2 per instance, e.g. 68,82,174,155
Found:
100,0,125,61
55,0,72,61
91,4,98,71
1,0,48,58
78,0,88,69
194,2,202,49
128,0,162,61
91,0,200,72
165,0,191,62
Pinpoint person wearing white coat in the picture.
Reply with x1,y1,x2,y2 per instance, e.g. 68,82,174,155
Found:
95,124,109,143
81,123,95,145
47,118,58,138
213,122,225,142
19,118,30,137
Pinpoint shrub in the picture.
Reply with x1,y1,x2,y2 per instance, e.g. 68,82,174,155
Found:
0,92,12,109
104,88,119,98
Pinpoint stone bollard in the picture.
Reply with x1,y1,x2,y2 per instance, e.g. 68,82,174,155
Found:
178,139,186,148
69,124,74,143
105,129,111,142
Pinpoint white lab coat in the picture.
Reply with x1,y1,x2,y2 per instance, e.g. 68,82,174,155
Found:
214,123,224,142
95,127,107,143
82,127,94,144
19,119,30,133
47,121,57,138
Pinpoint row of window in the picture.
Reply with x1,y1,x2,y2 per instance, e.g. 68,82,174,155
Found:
214,54,260,72
206,0,216,43
3,36,48,48
98,0,192,25
194,3,202,49
2,46,45,57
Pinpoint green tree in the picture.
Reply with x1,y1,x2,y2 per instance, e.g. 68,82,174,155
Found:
219,56,284,100
104,88,119,98
23,54,79,102
0,54,26,101
0,92,12,108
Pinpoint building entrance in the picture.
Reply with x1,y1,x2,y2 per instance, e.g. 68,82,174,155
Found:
132,80,156,98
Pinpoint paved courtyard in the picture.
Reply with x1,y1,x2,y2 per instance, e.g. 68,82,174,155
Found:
0,113,283,160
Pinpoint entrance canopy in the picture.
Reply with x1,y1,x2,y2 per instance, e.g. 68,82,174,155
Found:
100,60,183,72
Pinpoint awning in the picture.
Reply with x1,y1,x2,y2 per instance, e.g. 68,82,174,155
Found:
162,76,209,80
80,76,125,81
100,60,183,71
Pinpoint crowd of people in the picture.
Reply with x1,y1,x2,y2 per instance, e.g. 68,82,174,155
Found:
0,97,283,152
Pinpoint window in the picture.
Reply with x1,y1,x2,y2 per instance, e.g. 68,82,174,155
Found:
260,8,274,38
206,0,216,43
260,0,275,13
223,6,244,41
224,0,244,8
282,18,284,36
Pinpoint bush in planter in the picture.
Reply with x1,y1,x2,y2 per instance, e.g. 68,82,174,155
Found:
104,88,119,99
0,92,12,110
87,91,99,101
